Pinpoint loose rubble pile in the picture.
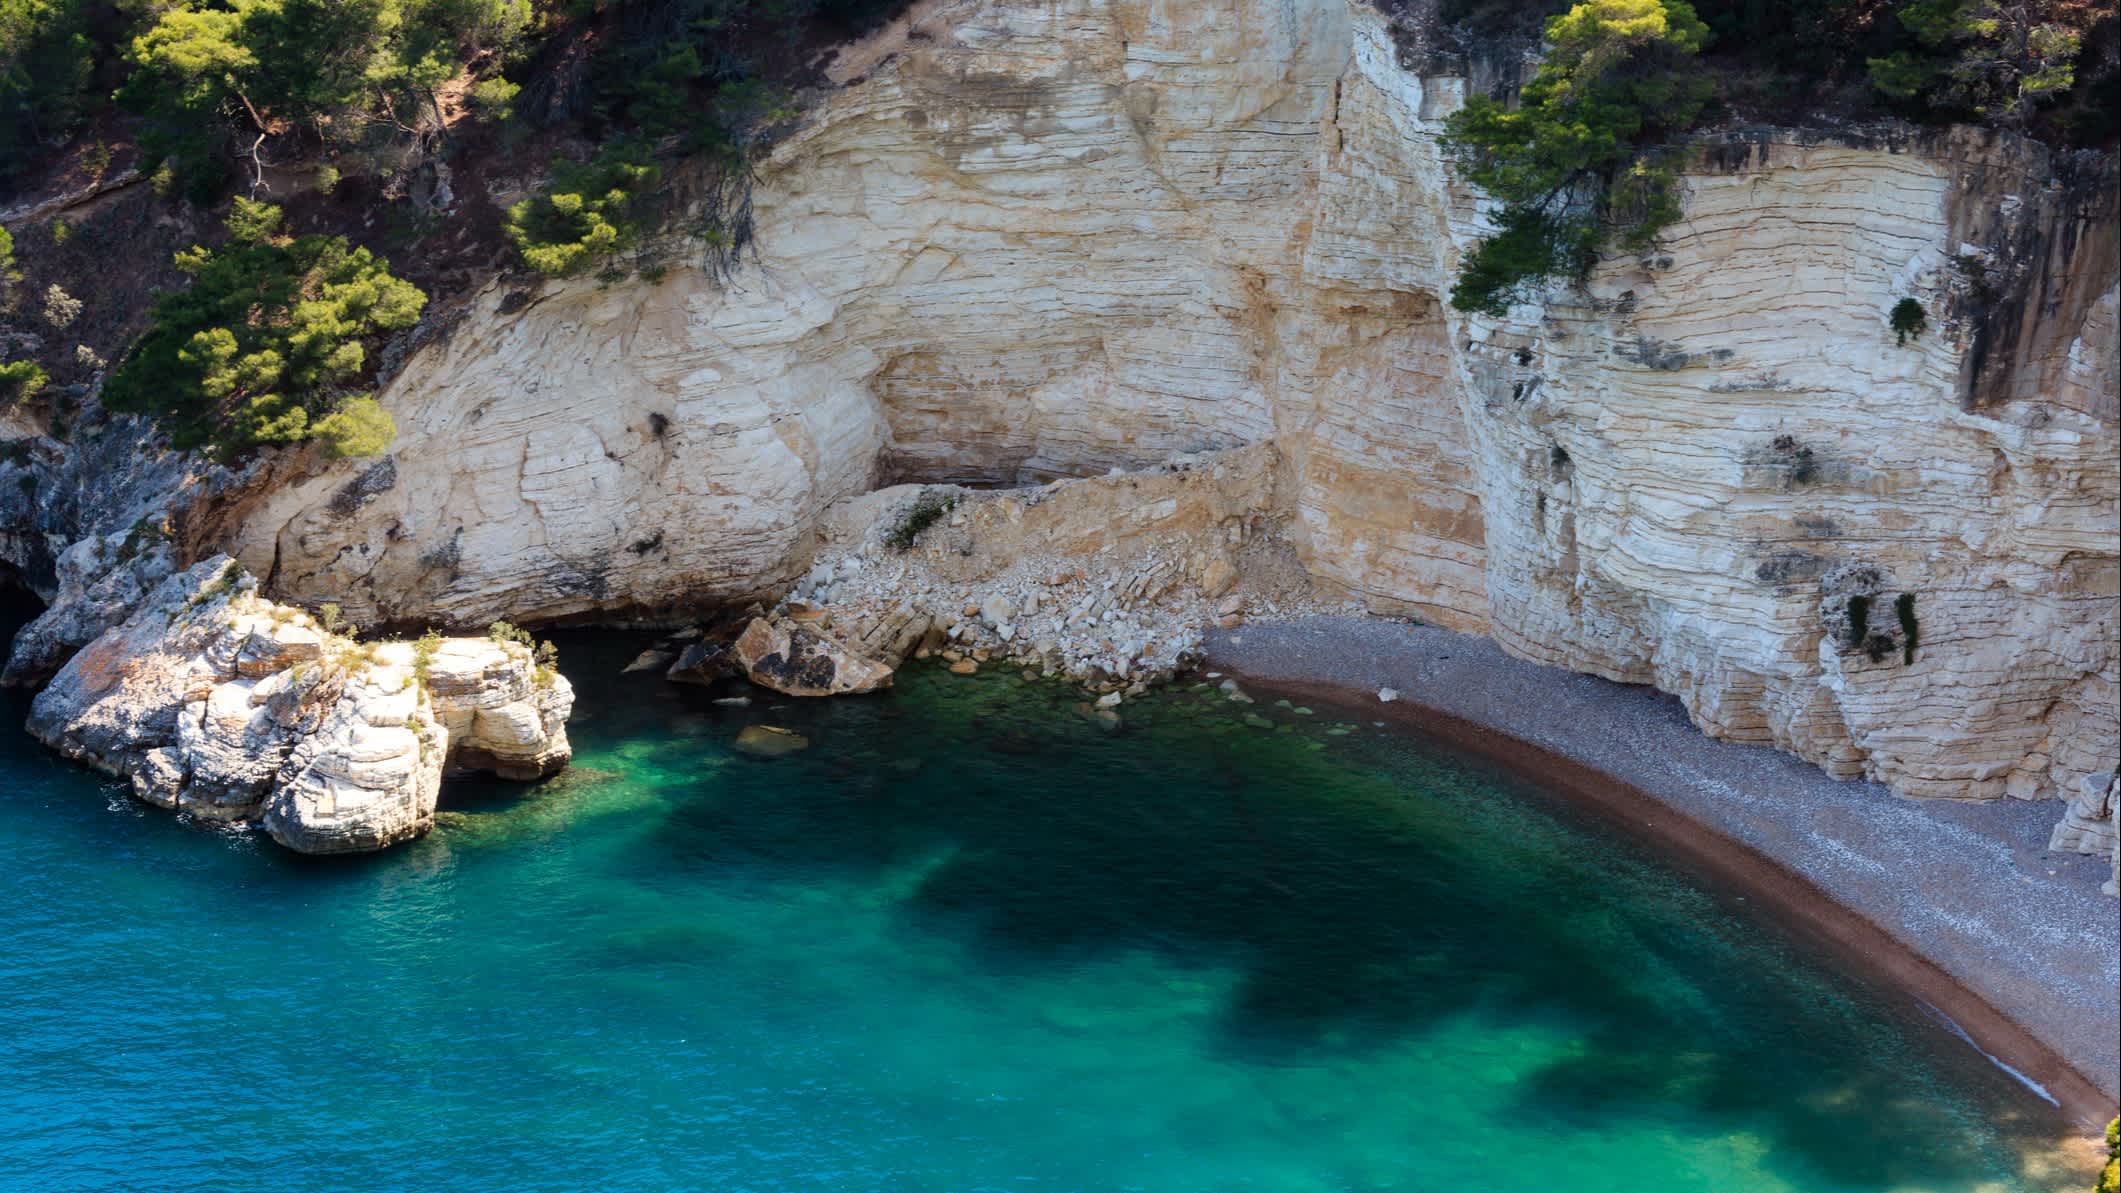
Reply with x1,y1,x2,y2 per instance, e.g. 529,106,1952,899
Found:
27,557,573,854
655,449,1342,699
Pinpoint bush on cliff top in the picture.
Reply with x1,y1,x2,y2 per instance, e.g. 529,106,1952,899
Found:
116,0,529,198
504,143,663,277
0,359,47,405
1440,0,1712,315
102,199,425,460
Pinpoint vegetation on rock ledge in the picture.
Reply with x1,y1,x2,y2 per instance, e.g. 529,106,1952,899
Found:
1440,0,1713,315
504,142,662,278
1436,0,2118,314
1890,297,1929,345
102,199,425,460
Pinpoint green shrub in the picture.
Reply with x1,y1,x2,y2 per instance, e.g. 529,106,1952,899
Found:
1890,297,1928,345
469,76,520,120
1868,0,2089,125
102,200,424,459
884,489,959,551
411,627,443,692
1440,0,1713,315
504,145,662,277
1894,592,1918,664
120,0,530,198
0,0,99,182
1845,594,1872,648
487,619,534,647
312,396,397,458
2098,1117,2117,1193
0,359,47,405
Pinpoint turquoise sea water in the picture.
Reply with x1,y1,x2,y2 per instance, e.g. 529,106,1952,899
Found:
0,612,2089,1193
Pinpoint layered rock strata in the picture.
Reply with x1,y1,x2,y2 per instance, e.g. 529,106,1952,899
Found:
27,558,573,854
24,0,2110,862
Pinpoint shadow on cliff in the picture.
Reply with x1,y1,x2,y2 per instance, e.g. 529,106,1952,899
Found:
551,628,2050,1188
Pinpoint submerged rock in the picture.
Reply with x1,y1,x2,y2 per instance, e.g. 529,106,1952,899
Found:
622,648,675,674
27,557,573,855
733,725,809,757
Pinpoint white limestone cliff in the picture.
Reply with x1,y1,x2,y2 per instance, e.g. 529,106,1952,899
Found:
27,558,573,853
185,0,2113,850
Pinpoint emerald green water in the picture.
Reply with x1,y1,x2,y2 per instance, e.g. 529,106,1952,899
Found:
0,619,2085,1192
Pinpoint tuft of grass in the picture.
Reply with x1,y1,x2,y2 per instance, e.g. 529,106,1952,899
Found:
411,628,443,693
488,619,535,648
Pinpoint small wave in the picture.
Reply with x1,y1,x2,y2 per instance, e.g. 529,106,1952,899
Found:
1915,998,2059,1107
100,782,144,817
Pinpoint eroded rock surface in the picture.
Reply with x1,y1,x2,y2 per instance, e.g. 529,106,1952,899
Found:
2,525,175,687
27,558,573,854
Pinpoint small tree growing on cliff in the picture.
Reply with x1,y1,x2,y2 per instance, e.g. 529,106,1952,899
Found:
1440,0,1712,315
1889,298,1928,345
505,144,662,278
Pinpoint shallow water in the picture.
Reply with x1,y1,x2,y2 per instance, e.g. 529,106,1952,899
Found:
0,619,2089,1192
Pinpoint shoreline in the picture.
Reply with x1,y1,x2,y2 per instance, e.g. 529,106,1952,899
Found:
1202,616,2120,1134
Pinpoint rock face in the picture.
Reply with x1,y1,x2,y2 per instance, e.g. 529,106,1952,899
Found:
1,525,175,687
27,558,573,854
199,2,2111,846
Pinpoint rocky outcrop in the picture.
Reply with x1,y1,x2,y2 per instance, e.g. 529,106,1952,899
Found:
1,524,174,687
746,443,1315,691
2050,772,2120,897
155,0,2111,857
27,558,573,854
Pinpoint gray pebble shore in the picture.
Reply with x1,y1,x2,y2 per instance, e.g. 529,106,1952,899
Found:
1204,615,2120,1109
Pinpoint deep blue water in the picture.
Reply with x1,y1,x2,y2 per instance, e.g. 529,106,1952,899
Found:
0,611,2088,1192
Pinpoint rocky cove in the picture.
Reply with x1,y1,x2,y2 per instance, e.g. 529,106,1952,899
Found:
0,0,2117,1173
6,0,2115,867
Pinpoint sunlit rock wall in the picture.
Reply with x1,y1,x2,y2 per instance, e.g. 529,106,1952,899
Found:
220,0,2117,811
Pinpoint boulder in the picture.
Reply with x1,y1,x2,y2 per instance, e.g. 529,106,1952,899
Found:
731,615,894,697
1196,556,1238,599
26,557,574,855
666,638,736,686
733,725,810,757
